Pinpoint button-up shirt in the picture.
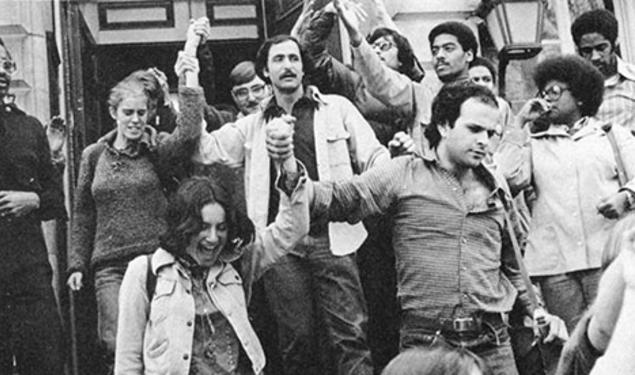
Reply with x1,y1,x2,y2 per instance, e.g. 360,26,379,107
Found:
495,117,635,276
597,57,635,132
311,152,532,319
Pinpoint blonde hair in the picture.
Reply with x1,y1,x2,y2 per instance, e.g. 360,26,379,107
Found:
107,73,150,111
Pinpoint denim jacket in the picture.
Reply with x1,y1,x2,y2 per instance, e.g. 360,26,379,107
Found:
114,174,310,375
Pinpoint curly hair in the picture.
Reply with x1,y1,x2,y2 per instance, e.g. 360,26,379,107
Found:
368,27,420,81
428,21,479,56
107,74,150,112
533,54,604,117
571,9,618,48
254,34,312,85
159,176,255,259
425,82,498,149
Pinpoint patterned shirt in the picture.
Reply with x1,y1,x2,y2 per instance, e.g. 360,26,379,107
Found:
311,152,533,319
596,57,635,132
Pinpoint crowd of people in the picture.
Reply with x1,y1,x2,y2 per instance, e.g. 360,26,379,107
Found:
2,1,635,374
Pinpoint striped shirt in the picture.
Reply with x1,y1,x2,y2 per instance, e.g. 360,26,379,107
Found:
596,57,635,132
312,152,533,319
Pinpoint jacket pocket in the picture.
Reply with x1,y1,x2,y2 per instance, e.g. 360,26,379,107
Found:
326,131,354,178
149,278,176,325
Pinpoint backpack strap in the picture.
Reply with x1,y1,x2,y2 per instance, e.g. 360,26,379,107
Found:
145,253,157,303
604,123,629,186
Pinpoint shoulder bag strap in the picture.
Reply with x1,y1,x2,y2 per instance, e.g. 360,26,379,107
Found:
606,125,629,186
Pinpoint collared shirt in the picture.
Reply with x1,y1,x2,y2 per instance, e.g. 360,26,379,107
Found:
311,152,532,319
194,85,389,255
597,57,635,132
495,117,635,276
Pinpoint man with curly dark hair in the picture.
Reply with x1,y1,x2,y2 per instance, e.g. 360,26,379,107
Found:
495,54,635,336
571,9,635,132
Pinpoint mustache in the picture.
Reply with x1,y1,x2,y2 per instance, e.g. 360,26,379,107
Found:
280,70,297,78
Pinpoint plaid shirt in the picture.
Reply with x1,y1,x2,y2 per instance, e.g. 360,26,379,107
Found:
597,57,635,132
311,152,533,319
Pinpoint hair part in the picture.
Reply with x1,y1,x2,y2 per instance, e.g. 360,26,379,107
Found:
254,34,312,84
571,9,618,47
533,54,604,117
469,56,497,84
425,82,498,149
381,347,486,375
428,21,479,56
159,176,255,258
230,61,257,87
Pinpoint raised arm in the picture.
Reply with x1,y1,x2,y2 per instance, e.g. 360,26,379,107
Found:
311,154,408,224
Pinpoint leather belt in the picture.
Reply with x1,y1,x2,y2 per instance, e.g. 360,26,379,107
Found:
403,312,507,334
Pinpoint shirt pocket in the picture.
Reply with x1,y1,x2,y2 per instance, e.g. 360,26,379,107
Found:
217,269,247,311
149,278,176,325
326,130,354,178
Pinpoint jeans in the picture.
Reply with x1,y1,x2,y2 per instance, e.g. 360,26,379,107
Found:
263,235,373,375
533,268,601,333
399,316,519,375
94,263,129,370
0,263,64,375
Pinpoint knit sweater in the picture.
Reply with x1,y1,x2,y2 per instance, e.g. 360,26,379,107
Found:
68,86,204,274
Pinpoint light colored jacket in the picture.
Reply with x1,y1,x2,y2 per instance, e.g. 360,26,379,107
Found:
597,56,635,132
114,175,311,375
193,86,389,255
495,117,635,276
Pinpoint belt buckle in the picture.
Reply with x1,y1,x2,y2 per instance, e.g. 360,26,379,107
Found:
452,317,475,333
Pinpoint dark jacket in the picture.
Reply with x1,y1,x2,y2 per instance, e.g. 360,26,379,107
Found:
0,103,66,274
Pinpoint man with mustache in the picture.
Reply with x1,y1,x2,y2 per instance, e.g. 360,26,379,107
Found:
0,38,66,374
571,9,635,132
229,60,271,117
193,34,401,374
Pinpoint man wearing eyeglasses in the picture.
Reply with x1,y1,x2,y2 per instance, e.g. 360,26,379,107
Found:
229,61,271,117
571,9,635,132
0,38,66,374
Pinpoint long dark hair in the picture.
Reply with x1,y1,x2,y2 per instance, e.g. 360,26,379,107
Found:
159,176,255,258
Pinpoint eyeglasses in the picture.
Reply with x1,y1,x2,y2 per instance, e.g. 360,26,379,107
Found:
578,42,611,57
538,84,570,101
0,58,16,74
371,39,395,52
232,84,266,101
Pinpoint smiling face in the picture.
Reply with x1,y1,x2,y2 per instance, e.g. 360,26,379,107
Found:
110,93,148,143
432,34,473,83
371,35,401,71
263,40,304,95
439,98,498,169
185,202,229,267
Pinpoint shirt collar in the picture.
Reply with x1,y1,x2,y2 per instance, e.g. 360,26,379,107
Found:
616,56,635,82
530,117,607,141
99,126,157,157
152,247,240,281
419,146,507,198
263,85,324,121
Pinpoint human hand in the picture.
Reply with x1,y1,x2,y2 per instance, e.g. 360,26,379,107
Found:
515,98,551,128
533,307,569,344
266,115,295,162
67,272,83,291
291,0,316,38
186,17,210,46
332,0,366,46
174,51,200,78
388,131,415,157
0,191,40,218
46,116,66,157
597,191,630,219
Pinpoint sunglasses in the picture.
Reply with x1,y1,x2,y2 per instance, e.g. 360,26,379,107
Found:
371,39,395,52
538,84,570,101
